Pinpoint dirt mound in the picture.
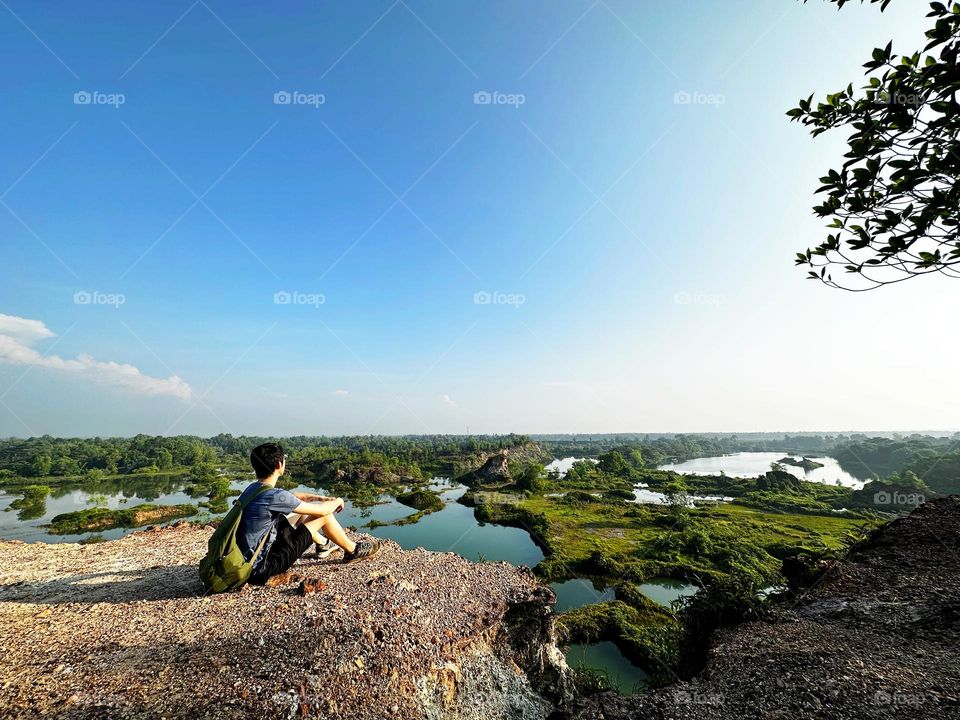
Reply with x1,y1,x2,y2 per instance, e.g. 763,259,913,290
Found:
0,524,573,719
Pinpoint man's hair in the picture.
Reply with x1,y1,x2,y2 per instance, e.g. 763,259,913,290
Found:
250,442,285,479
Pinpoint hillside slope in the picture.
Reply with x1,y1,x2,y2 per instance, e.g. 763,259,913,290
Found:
569,497,960,719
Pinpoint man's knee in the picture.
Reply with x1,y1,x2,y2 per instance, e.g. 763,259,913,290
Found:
303,514,333,533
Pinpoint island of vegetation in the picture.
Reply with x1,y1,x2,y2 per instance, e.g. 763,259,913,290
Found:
777,455,824,471
48,503,198,535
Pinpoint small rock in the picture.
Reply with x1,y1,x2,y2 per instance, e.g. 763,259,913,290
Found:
367,570,394,585
265,572,302,588
299,579,327,596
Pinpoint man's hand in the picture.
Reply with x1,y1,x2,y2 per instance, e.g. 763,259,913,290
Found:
292,497,346,517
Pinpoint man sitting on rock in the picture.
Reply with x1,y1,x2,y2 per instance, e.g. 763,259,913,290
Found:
237,442,380,584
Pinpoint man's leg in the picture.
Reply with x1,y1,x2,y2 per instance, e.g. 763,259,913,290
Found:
299,513,357,555
286,512,312,528
249,517,314,584
286,512,338,557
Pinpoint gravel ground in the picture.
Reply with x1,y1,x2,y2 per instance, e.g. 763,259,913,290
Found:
0,524,569,720
568,497,960,720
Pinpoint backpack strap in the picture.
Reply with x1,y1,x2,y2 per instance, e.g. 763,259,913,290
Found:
249,521,273,565
235,482,272,509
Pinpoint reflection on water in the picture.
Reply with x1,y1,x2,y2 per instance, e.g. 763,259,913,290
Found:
0,473,220,543
544,457,598,478
550,578,615,612
564,641,646,694
658,452,866,489
630,485,732,507
366,487,543,567
638,577,699,608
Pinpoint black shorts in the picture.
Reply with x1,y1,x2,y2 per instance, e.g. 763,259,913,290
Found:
249,515,314,584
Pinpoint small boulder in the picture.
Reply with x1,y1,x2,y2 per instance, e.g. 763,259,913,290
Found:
299,578,328,595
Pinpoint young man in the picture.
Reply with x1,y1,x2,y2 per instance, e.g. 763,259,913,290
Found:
237,442,379,585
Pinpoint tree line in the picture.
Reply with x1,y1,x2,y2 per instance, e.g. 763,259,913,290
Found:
0,433,531,480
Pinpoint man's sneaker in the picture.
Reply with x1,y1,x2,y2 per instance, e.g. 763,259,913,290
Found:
315,538,337,559
342,540,380,564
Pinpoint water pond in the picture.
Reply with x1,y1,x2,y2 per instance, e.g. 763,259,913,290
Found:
564,641,646,694
658,452,866,489
637,577,699,608
550,578,615,612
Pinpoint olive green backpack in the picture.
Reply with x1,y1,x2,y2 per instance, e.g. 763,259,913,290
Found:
199,484,271,594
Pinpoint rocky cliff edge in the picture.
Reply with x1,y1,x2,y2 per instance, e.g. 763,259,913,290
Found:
0,526,573,720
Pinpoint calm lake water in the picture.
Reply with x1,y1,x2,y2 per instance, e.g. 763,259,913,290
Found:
658,452,867,489
367,484,543,567
565,641,646,694
0,476,544,566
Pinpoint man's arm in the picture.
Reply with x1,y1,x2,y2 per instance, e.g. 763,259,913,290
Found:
293,491,336,502
292,498,344,517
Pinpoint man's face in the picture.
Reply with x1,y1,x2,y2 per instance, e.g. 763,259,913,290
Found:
279,454,287,477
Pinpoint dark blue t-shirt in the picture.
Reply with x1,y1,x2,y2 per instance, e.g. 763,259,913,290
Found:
236,482,301,571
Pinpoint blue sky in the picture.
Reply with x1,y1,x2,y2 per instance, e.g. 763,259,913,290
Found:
1,0,956,436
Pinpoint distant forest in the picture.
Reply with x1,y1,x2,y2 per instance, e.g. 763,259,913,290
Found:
0,431,957,494
0,433,531,480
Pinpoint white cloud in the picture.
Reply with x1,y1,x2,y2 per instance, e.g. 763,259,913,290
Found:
0,313,192,401
331,389,349,396
0,314,56,343
439,393,457,408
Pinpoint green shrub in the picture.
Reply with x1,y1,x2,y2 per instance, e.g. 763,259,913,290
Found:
396,489,443,512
